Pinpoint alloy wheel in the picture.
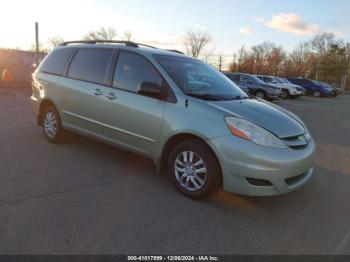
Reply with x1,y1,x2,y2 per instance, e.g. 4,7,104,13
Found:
174,150,208,192
44,111,58,138
256,91,265,99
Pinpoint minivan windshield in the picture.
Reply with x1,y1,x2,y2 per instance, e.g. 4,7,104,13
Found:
154,55,247,101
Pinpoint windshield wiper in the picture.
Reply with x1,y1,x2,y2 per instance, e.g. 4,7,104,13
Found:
186,92,225,101
231,95,248,100
186,92,249,101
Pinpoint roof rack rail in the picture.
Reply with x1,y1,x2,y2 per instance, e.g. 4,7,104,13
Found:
134,43,158,49
166,49,185,54
59,40,185,55
59,40,139,47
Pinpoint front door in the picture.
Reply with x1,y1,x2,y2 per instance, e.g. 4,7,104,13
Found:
97,51,166,158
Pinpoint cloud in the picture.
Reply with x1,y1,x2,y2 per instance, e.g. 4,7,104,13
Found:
333,31,346,37
265,13,320,36
239,26,253,35
254,16,265,23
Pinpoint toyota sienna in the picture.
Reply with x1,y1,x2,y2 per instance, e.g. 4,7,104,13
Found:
30,40,315,199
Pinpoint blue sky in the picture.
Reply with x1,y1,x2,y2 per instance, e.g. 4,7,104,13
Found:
0,0,349,53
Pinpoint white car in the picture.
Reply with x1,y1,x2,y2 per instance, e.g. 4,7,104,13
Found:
256,75,304,99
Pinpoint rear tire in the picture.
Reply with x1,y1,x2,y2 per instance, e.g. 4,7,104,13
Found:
168,139,221,199
41,105,65,143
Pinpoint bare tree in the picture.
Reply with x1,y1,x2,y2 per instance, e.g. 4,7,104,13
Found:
236,45,245,72
202,48,215,62
268,46,286,75
289,42,312,76
183,29,212,58
123,31,134,41
83,27,117,41
48,36,65,48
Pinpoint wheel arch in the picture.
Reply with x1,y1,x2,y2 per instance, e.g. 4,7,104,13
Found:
38,99,58,126
158,133,223,185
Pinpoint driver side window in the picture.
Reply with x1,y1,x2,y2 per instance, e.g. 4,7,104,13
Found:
113,52,162,93
241,75,253,83
265,77,273,83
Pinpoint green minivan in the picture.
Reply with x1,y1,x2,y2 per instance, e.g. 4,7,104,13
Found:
31,40,315,199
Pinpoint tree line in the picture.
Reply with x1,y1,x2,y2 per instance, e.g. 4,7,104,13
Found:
183,30,350,88
41,27,350,89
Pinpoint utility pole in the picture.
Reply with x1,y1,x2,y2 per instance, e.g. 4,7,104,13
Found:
35,22,39,66
218,55,223,71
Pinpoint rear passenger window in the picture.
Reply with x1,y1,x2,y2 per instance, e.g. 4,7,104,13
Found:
40,48,74,75
113,52,162,92
68,49,113,85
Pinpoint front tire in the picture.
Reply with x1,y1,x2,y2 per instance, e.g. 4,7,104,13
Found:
281,89,289,99
168,139,221,199
41,105,65,143
313,90,321,98
255,90,266,100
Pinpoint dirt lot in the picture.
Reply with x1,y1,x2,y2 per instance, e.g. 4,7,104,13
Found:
0,88,349,254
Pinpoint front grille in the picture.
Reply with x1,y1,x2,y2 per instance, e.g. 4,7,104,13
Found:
280,134,308,149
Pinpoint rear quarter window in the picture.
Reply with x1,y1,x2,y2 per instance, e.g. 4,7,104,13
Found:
68,48,114,85
40,48,74,75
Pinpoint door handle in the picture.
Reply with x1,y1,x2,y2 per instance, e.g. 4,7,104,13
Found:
91,89,103,96
105,92,117,100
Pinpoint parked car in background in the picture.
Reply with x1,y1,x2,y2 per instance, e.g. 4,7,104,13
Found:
287,78,333,98
256,75,304,99
224,72,282,100
276,78,306,96
222,72,249,94
30,40,315,199
313,80,338,97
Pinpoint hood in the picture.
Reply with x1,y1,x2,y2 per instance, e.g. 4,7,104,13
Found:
292,84,305,90
209,98,305,138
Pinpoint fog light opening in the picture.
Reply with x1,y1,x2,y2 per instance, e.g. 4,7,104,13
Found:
245,177,273,187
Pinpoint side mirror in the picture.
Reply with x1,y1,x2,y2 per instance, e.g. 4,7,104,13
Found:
138,81,164,98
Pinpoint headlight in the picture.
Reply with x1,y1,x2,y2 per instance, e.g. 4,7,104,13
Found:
304,129,311,141
225,117,287,148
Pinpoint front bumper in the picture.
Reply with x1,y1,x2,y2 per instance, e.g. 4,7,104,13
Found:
266,90,282,100
290,89,303,96
30,95,41,125
321,90,333,97
208,135,316,196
